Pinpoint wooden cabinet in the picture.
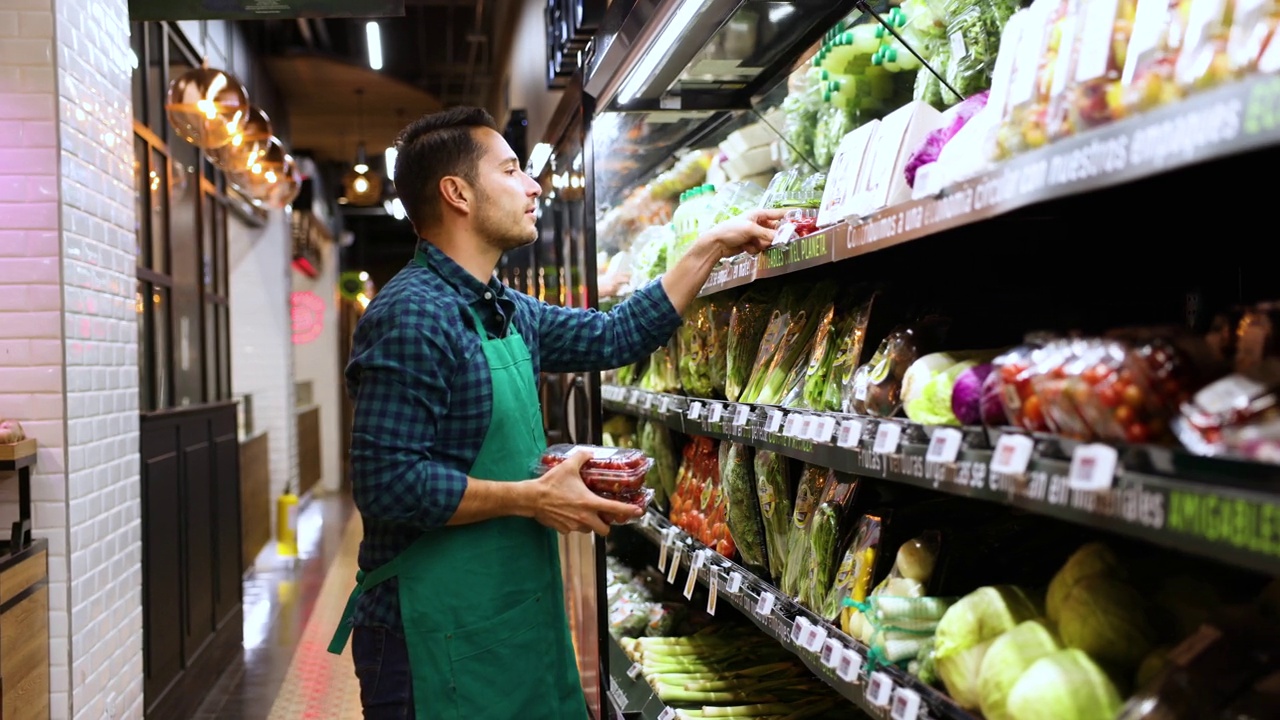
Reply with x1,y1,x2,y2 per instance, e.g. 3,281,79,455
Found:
0,543,49,720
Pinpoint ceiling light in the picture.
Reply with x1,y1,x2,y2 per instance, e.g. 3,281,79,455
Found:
358,271,370,282
165,65,250,149
527,142,553,178
617,0,714,104
385,146,398,181
366,22,383,70
354,176,370,194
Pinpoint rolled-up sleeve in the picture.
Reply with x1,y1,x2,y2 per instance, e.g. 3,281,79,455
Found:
538,278,683,373
348,310,467,529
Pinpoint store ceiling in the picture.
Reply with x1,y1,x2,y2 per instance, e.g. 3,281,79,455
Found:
256,0,520,166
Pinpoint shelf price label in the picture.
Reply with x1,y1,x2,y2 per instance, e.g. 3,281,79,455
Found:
926,427,964,464
765,409,784,433
891,687,923,720
837,420,864,448
626,662,643,680
707,569,719,615
813,415,837,442
660,396,671,414
683,549,707,599
644,393,655,410
803,624,827,653
873,422,902,454
666,543,683,584
991,434,1035,476
657,527,676,572
791,616,812,645
658,708,677,720
628,389,640,405
733,404,751,426
708,402,724,423
755,591,776,617
687,401,705,420
821,638,844,668
867,671,894,707
726,571,743,594
796,415,814,439
782,413,800,437
1068,443,1119,491
837,647,863,682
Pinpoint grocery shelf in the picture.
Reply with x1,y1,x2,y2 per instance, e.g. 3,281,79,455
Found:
605,635,673,720
602,385,1280,578
626,508,976,720
700,73,1280,298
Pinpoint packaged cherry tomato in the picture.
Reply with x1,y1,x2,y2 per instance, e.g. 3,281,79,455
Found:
537,444,654,494
1121,0,1194,113
997,0,1071,155
993,337,1054,431
600,488,656,525
1066,339,1152,443
1029,339,1096,439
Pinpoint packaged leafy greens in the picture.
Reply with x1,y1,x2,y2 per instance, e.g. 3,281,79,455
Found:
742,282,839,405
726,287,778,402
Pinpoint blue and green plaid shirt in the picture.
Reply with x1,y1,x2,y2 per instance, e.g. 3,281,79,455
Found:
345,241,682,630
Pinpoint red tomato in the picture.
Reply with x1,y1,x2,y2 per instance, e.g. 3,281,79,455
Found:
1023,395,1045,428
1125,422,1150,444
1114,405,1135,425
1122,384,1144,409
1096,385,1120,408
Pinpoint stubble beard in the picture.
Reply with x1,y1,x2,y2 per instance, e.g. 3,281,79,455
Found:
475,187,538,253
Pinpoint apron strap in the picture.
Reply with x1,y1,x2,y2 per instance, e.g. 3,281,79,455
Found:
325,555,406,655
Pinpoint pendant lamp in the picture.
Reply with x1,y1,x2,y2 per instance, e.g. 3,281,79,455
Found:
228,136,287,196
264,155,303,209
166,64,251,150
212,106,274,174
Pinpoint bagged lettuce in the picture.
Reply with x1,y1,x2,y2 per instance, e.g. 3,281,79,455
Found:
725,287,778,402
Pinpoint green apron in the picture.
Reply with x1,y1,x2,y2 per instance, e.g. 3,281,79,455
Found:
329,269,587,720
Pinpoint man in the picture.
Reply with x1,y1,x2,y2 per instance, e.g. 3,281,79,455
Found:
327,107,782,720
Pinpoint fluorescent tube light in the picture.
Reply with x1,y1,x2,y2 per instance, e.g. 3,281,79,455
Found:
385,146,398,181
527,142,554,178
366,22,383,70
617,0,714,105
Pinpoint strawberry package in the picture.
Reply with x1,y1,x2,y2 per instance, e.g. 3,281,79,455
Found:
537,444,654,494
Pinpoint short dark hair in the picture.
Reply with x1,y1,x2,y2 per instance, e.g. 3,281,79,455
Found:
393,107,499,230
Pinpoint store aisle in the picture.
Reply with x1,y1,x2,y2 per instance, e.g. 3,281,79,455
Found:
194,496,363,719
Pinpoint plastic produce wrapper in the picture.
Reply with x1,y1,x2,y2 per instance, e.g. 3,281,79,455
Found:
629,224,676,288
742,282,839,405
825,295,876,413
779,301,838,409
850,316,952,418
1175,0,1235,92
804,475,864,614
722,442,769,575
780,66,826,169
997,0,1069,156
754,449,793,583
726,287,779,402
1121,0,1194,113
1227,0,1280,75
915,44,952,108
640,335,682,394
941,0,1019,104
835,515,885,630
648,151,713,200
1059,0,1140,133
677,299,717,398
904,90,989,186
845,533,944,646
639,419,679,507
780,465,832,599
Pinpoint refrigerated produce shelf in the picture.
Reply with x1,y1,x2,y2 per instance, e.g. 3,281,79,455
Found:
606,635,674,720
626,508,975,720
700,72,1280,298
603,385,1280,578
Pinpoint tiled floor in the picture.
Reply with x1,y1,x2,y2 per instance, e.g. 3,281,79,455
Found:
194,494,359,720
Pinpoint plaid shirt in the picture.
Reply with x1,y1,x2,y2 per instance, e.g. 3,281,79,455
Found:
345,241,682,630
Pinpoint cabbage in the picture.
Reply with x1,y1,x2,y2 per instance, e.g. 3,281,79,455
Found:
979,367,1006,425
952,363,994,425
1057,576,1156,675
934,586,1042,708
978,620,1061,720
1046,542,1126,623
1006,649,1123,720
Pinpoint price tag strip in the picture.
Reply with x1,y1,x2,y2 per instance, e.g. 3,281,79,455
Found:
991,433,1035,476
658,707,677,720
733,404,751,426
891,687,923,720
926,427,963,464
660,396,672,414
765,409,784,433
683,549,706,599
836,647,863,683
755,591,776,617
726,571,743,594
708,402,724,423
626,662,643,680
782,413,800,437
666,543,683,584
873,422,902,454
688,401,705,420
813,415,837,443
821,638,844,668
1068,443,1119,491
802,623,827,653
657,526,676,572
837,419,864,448
707,568,719,615
790,616,812,645
796,415,814,439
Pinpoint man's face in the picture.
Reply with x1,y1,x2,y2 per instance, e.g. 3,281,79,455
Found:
468,128,542,251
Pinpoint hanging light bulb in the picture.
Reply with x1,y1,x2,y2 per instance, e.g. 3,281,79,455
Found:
228,136,287,194
166,64,251,150
353,142,369,175
264,155,302,209
211,106,273,172
343,167,382,206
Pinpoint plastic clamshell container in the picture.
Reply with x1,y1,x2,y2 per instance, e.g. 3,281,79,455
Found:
600,487,656,525
537,444,653,494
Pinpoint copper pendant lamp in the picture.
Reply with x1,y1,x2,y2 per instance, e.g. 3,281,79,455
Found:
166,64,251,150
211,106,274,173
264,155,303,209
228,136,287,195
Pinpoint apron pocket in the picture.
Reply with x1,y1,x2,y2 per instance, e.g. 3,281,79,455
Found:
446,592,555,718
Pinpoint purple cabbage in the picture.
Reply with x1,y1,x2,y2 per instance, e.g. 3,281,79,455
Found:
951,362,995,426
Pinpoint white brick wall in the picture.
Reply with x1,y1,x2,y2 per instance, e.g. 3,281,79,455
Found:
292,237,343,493
0,0,73,717
230,212,297,530
2,0,142,718
54,0,143,717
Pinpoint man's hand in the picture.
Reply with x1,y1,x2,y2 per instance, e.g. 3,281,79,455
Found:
697,208,787,260
526,450,642,536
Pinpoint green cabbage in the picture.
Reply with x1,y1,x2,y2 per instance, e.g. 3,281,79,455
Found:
934,586,1042,709
1057,576,1156,676
1046,542,1126,624
1006,649,1122,720
978,620,1062,720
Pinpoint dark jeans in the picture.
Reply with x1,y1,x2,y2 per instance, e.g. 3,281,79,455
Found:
352,626,415,719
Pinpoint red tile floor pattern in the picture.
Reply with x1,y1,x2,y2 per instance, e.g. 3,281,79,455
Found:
266,513,365,719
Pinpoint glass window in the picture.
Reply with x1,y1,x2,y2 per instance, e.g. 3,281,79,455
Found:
131,24,145,125
202,192,215,295
151,284,171,410
135,135,149,266
137,280,152,411
215,202,228,297
205,302,218,403
218,306,231,401
149,148,168,274
146,24,166,139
